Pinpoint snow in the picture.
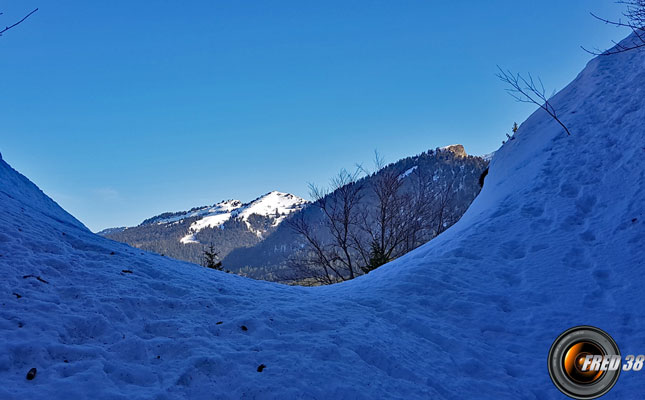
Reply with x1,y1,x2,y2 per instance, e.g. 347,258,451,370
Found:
189,211,235,232
149,200,244,226
142,193,306,245
1,33,645,399
398,166,418,180
176,192,307,243
480,151,495,161
179,234,199,244
234,191,308,227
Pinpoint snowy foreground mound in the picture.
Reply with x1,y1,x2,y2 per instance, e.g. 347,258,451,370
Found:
1,38,644,399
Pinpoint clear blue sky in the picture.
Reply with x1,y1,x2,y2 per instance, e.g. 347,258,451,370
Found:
0,1,628,231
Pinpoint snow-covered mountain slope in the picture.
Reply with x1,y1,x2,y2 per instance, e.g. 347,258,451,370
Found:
137,191,306,235
178,200,244,244
1,34,644,399
153,199,244,227
100,192,307,266
235,191,307,228
176,192,306,243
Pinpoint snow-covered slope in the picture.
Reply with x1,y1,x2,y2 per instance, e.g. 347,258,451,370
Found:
155,199,244,227
182,192,306,243
142,192,306,234
235,191,307,227
101,191,309,267
1,34,644,399
178,200,244,244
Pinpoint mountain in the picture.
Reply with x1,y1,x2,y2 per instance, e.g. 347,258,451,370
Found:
101,145,488,279
226,144,488,280
101,191,307,266
2,32,643,400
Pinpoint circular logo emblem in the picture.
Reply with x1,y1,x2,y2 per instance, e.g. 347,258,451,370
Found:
548,326,621,399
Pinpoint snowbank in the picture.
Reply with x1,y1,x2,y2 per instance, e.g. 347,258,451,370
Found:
1,34,644,399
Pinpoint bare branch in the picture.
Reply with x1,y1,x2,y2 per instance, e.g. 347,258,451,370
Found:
583,1,645,55
496,67,571,136
0,8,38,37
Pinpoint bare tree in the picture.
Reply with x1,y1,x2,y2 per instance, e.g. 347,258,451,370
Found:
354,152,444,273
583,1,645,55
0,8,38,37
285,168,365,284
403,164,461,239
285,212,344,285
284,150,466,284
399,165,436,252
432,175,460,235
353,152,407,272
496,67,572,136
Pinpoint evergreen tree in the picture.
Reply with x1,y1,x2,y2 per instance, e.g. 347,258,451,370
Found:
362,241,390,273
202,243,223,270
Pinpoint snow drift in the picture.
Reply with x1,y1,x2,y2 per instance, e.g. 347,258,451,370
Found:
1,34,644,399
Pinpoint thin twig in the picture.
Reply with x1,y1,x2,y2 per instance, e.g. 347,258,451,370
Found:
583,2,645,55
0,8,38,36
497,67,571,136
23,274,49,284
